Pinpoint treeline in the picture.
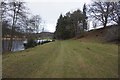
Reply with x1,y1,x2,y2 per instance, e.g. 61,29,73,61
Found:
55,1,120,40
2,21,24,38
55,4,87,39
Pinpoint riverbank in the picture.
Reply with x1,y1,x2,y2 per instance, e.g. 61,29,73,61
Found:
2,37,26,41
3,40,118,78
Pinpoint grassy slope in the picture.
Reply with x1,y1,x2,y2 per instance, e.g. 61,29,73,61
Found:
3,39,118,78
78,25,119,43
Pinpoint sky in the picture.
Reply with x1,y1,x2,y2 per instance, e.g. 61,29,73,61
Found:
24,0,92,32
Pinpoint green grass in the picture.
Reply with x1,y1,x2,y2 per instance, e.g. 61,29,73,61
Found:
3,40,118,78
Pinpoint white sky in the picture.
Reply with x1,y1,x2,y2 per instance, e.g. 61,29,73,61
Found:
24,0,92,32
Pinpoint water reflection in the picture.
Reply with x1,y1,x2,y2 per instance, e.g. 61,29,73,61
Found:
2,39,54,52
11,40,25,52
2,40,25,52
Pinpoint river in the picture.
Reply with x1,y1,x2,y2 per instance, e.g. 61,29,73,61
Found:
2,40,25,52
2,39,52,52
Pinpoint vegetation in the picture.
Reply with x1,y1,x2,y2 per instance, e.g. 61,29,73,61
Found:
54,1,120,41
1,0,42,51
110,1,120,25
2,0,119,78
23,39,37,49
55,9,86,40
78,25,119,44
104,25,119,42
2,1,119,51
3,39,118,78
88,1,120,27
2,21,24,38
82,4,88,30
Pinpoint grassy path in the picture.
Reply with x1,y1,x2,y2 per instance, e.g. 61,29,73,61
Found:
3,40,118,78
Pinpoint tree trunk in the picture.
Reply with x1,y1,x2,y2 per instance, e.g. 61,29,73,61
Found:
103,17,107,28
118,17,120,26
103,23,107,28
8,24,15,51
8,8,16,51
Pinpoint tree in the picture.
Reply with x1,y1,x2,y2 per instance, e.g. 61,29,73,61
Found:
29,15,41,33
7,0,28,51
1,0,11,36
110,1,120,25
55,14,63,39
88,1,114,28
55,9,84,39
83,3,88,30
1,0,8,21
1,0,43,52
70,9,83,36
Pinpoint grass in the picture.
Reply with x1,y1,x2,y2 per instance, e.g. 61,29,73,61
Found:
3,40,118,78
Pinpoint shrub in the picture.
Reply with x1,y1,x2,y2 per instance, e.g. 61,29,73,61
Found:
24,39,37,49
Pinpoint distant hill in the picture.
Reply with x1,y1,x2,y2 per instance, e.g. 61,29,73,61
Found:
78,25,119,43
36,32,54,39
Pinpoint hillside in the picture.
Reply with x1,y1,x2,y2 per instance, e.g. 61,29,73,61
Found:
36,32,54,39
78,25,119,43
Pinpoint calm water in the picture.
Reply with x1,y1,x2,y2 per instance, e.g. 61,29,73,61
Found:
2,40,25,52
2,39,52,52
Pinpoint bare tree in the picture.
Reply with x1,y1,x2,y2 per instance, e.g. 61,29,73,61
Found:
88,1,114,28
7,0,28,51
1,1,7,21
110,1,120,25
29,15,41,33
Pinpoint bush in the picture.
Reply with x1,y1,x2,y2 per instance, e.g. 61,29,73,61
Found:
41,40,51,45
24,39,37,49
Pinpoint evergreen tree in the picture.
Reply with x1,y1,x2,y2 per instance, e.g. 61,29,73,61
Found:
83,4,88,30
55,9,84,39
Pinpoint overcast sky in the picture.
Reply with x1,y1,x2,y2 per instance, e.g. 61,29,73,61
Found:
25,0,92,32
